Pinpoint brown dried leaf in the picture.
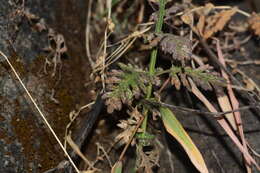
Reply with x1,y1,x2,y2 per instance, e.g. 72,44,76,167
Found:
181,12,193,25
248,13,260,36
203,8,237,39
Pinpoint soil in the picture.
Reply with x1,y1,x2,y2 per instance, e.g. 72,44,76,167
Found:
0,0,259,173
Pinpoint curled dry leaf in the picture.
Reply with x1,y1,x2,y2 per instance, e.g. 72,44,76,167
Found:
248,13,260,36
24,9,47,32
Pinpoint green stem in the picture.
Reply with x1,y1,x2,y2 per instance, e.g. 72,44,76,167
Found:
141,0,166,137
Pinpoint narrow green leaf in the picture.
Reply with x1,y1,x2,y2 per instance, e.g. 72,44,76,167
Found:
111,161,123,173
160,107,209,173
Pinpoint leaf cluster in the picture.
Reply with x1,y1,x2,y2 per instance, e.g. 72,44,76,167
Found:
102,63,161,113
169,65,223,90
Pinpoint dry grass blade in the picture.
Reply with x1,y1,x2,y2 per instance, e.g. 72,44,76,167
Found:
106,38,136,67
93,27,151,73
0,51,80,173
106,27,151,63
188,77,260,170
216,40,252,171
160,107,209,173
216,92,237,130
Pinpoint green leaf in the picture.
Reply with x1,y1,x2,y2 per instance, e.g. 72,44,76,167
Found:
160,107,209,173
111,161,123,173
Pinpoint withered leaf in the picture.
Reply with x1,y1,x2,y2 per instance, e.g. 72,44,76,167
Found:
181,12,193,25
248,13,260,36
203,8,237,39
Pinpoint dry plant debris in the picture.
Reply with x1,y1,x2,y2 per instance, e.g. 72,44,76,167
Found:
44,28,67,77
199,8,237,39
115,108,143,146
136,145,160,173
248,12,260,36
3,0,260,172
181,3,238,39
96,0,260,169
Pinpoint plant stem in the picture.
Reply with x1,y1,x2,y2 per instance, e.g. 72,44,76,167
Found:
141,0,166,135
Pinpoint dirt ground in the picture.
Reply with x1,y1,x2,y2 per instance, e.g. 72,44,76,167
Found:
0,0,260,173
